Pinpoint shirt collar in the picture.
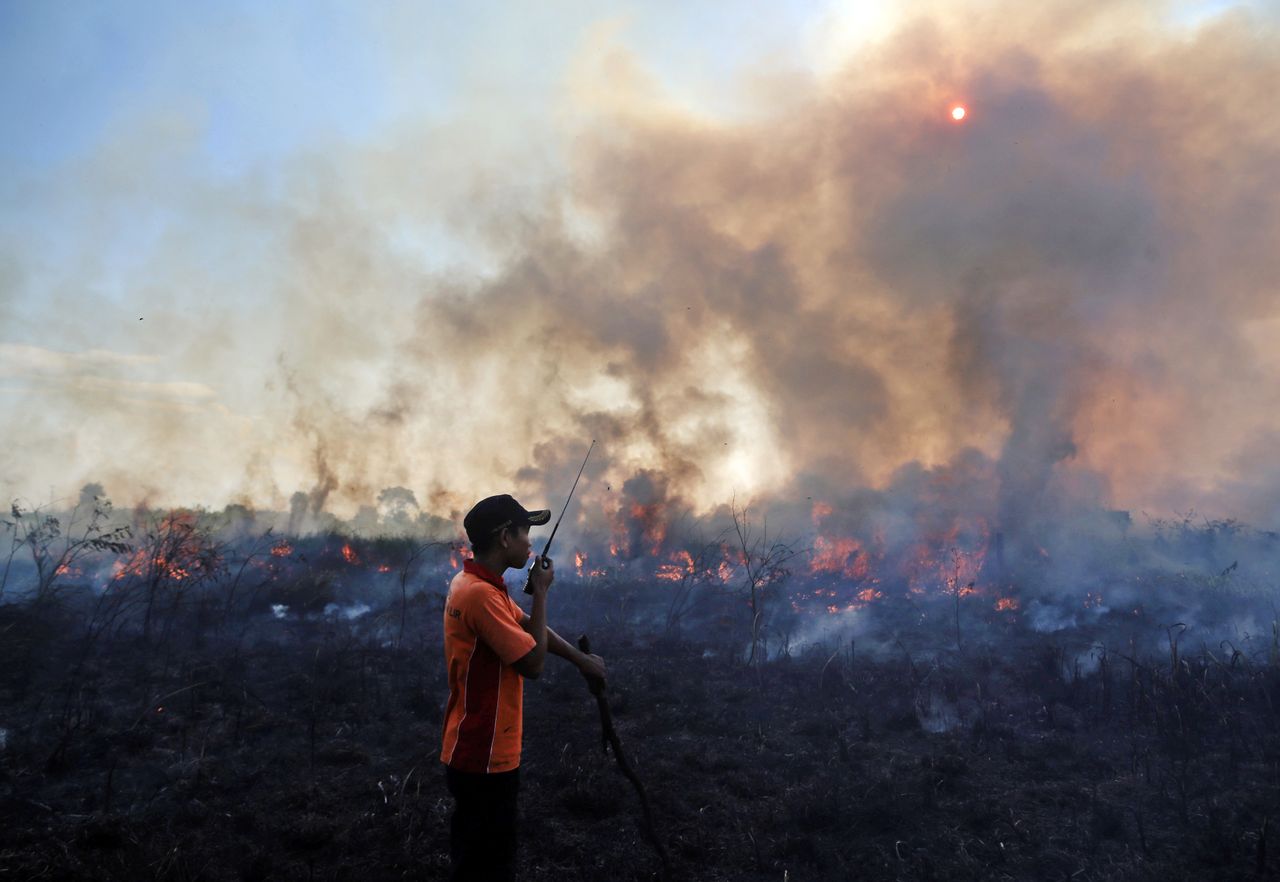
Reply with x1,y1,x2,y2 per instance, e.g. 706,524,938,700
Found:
463,558,507,591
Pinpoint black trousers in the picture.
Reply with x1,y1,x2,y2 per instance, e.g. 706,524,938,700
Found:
445,766,520,882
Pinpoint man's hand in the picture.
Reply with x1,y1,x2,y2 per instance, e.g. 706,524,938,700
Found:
528,555,555,596
578,652,606,685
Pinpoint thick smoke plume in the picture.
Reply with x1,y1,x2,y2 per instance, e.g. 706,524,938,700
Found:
3,2,1279,547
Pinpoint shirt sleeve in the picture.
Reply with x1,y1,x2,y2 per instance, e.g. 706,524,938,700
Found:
469,590,537,665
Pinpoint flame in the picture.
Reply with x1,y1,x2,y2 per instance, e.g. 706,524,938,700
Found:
341,543,358,565
904,521,990,597
575,550,586,578
449,544,473,570
806,502,994,604
994,597,1019,612
655,549,696,583
111,513,208,583
270,541,293,557
376,564,392,573
624,501,669,556
113,551,191,582
810,535,871,579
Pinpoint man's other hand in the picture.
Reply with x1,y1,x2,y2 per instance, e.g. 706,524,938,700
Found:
528,555,554,595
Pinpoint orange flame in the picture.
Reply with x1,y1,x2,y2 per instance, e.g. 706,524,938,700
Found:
655,549,696,583
449,544,473,570
341,543,358,565
810,536,871,580
112,552,190,582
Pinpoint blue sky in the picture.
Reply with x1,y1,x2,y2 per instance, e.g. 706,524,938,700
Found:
0,2,820,299
0,2,828,172
0,1,1258,201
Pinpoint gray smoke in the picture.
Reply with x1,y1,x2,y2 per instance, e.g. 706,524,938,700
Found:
3,2,1279,547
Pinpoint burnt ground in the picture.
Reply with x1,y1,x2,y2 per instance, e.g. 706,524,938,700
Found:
2,583,1279,882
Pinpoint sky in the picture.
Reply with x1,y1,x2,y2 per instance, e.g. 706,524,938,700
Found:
2,1,1279,533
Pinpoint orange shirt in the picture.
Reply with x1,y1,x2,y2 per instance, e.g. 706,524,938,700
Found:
440,560,536,773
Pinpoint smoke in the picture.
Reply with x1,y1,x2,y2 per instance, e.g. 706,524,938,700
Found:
2,2,1279,542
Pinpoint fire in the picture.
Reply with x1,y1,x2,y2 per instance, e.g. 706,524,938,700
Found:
810,536,871,580
855,588,883,604
995,597,1020,612
270,541,293,557
633,503,668,554
109,512,210,583
655,550,696,583
341,543,358,565
448,544,473,570
113,551,191,582
573,550,607,578
376,564,392,574
902,521,990,599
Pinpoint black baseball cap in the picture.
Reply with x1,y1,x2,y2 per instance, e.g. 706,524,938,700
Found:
463,494,551,544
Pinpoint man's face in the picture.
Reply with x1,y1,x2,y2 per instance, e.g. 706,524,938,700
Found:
502,525,532,569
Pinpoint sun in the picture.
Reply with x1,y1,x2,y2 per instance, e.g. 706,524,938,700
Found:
951,105,967,122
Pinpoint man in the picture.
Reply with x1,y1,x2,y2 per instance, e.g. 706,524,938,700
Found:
441,494,606,881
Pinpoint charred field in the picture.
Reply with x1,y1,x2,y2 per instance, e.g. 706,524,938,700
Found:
2,514,1280,882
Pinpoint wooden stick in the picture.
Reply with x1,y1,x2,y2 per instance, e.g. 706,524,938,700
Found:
578,635,670,878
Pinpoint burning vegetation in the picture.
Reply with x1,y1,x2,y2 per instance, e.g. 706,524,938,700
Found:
0,486,1278,880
